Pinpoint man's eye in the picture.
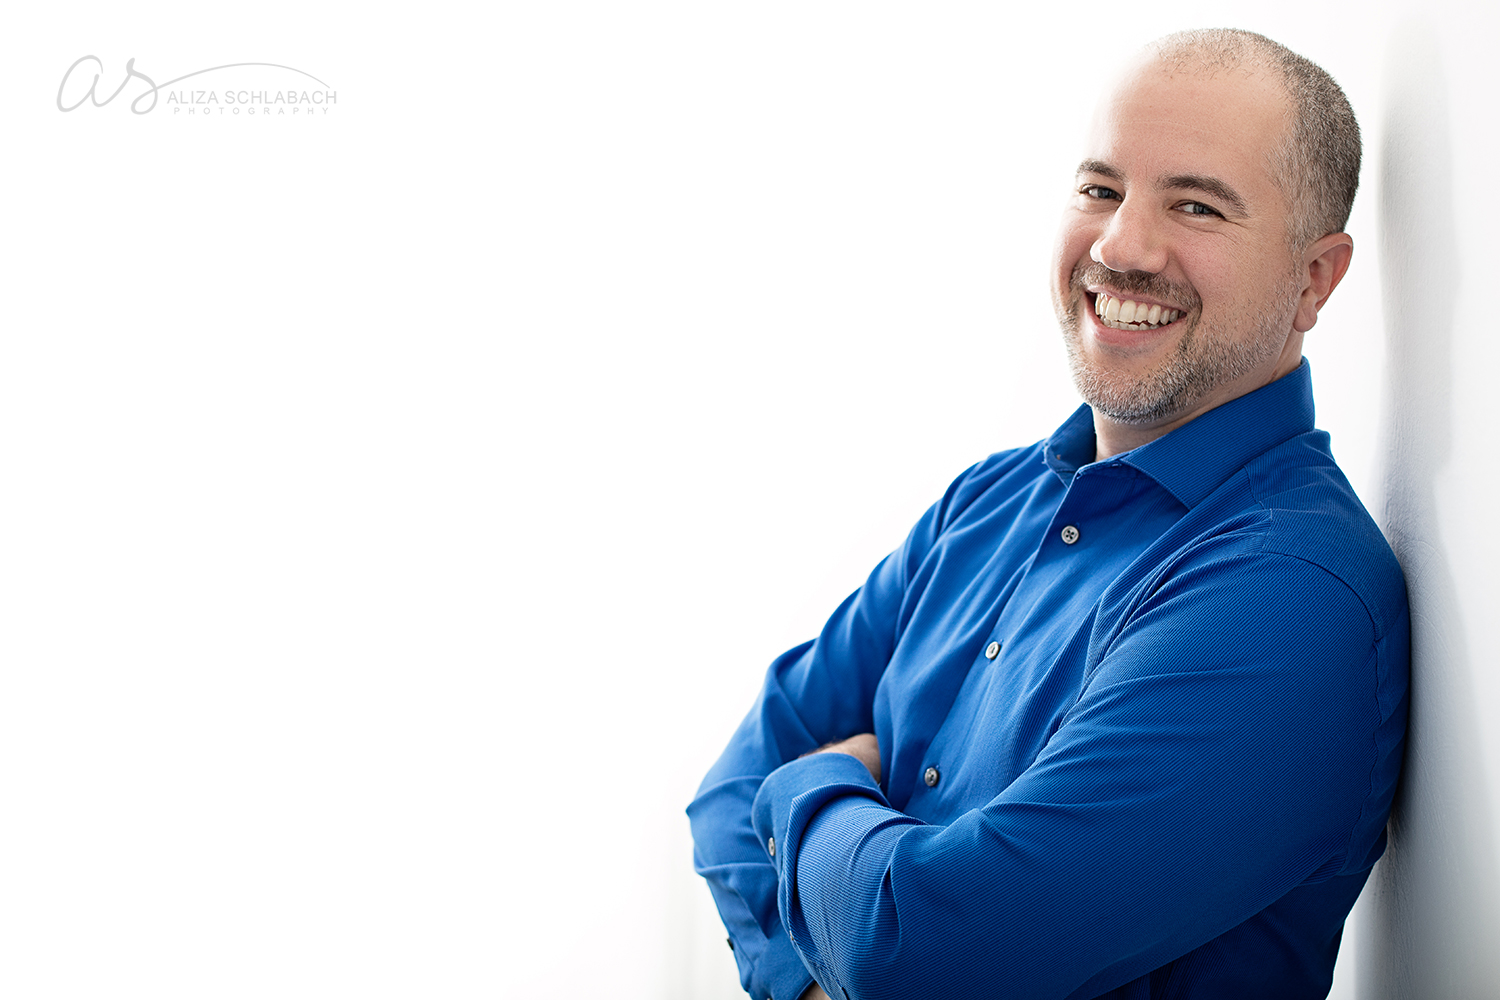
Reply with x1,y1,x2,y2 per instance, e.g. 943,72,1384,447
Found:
1179,201,1222,217
1081,185,1121,201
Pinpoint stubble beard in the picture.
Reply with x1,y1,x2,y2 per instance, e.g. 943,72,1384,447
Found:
1058,264,1297,427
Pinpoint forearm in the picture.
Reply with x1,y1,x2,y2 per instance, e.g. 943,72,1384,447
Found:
687,645,881,1000
689,769,815,1000
688,473,973,997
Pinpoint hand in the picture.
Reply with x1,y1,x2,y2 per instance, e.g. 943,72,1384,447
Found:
808,732,881,784
800,984,832,1000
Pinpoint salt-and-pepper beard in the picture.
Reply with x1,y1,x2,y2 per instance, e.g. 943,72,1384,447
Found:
1058,262,1298,427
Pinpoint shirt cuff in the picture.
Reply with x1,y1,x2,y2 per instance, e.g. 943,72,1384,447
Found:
751,754,890,916
752,751,889,860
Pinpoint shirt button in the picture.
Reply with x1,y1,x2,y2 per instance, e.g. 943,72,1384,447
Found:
767,836,775,857
985,641,1001,660
924,766,940,787
1060,524,1080,545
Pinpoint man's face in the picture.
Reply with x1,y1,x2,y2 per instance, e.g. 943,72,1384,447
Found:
1051,60,1304,430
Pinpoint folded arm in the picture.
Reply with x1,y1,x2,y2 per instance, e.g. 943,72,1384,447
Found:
686,467,980,1000
751,554,1403,999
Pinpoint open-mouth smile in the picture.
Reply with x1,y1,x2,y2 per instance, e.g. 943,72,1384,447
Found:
1090,292,1184,332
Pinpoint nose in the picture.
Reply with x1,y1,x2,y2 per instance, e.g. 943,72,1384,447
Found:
1090,196,1168,274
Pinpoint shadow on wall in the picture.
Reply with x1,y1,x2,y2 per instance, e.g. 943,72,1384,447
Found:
1358,23,1500,999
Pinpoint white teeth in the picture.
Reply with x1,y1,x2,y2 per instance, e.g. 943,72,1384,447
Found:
1092,293,1183,331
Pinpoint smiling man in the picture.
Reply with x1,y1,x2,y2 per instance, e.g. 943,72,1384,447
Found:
689,29,1407,1000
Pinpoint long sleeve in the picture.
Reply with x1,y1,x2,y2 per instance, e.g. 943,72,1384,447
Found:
686,465,980,1000
750,549,1408,1000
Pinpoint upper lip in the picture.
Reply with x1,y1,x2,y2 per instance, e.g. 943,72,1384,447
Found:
1085,285,1188,314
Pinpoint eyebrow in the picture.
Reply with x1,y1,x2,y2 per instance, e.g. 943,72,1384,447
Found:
1077,159,1123,182
1075,159,1250,218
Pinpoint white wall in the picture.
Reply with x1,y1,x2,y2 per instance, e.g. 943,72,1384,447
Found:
1355,9,1500,999
3,3,1494,998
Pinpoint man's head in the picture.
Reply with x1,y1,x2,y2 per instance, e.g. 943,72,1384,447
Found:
1050,29,1359,456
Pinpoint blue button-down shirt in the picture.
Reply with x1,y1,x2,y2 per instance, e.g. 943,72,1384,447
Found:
688,362,1409,1000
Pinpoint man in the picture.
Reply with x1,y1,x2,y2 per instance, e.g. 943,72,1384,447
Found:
688,28,1408,1000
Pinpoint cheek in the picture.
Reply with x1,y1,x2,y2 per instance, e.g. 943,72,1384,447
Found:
1051,215,1097,293
1172,239,1251,309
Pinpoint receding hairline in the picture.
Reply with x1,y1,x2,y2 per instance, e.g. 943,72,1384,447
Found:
1112,42,1300,158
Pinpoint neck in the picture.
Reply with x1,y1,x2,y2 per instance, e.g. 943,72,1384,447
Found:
1092,410,1196,462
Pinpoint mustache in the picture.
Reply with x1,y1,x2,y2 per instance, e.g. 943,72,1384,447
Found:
1070,263,1200,311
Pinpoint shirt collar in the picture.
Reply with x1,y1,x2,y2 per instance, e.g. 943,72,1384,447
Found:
1043,359,1317,509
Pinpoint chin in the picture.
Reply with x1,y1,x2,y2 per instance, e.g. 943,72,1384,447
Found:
1063,307,1270,426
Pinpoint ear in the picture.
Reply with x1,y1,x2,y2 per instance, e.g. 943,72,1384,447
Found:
1292,233,1354,333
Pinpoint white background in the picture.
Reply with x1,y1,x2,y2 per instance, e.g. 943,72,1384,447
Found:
2,3,1492,998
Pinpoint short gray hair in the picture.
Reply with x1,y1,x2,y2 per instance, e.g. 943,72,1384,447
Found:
1150,28,1361,252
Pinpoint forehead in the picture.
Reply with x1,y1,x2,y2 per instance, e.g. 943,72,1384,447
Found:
1084,62,1290,198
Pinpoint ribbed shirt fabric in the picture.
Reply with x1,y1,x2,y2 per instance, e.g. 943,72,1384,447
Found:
688,361,1409,1000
